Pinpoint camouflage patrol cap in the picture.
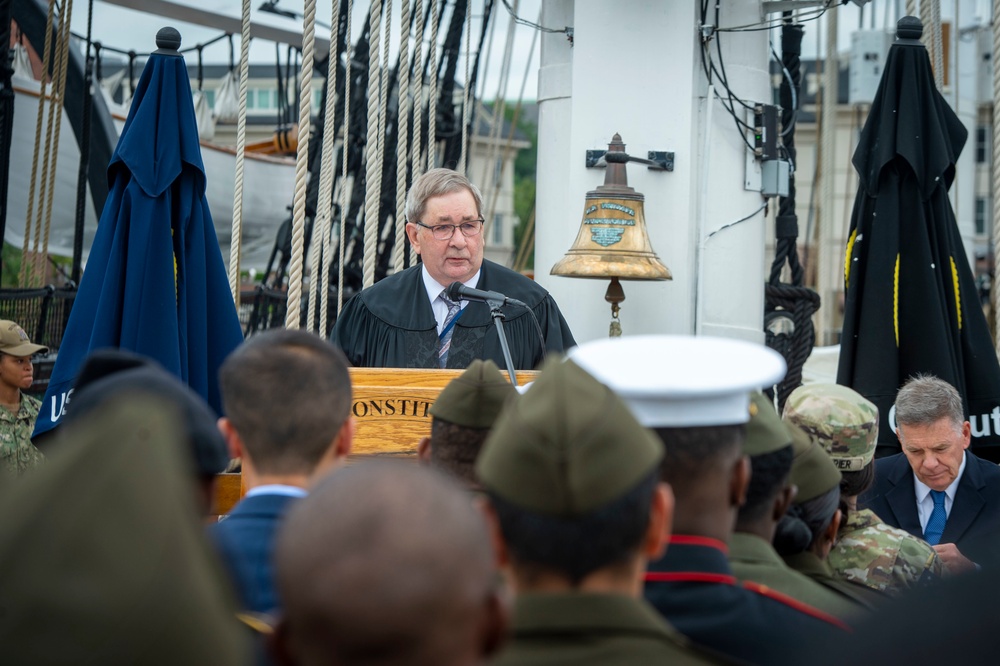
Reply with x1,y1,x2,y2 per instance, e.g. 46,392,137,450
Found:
476,357,663,518
744,391,794,456
787,422,842,503
0,320,47,357
429,359,517,429
783,383,879,472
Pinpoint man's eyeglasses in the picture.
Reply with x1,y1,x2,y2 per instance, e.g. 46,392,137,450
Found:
414,219,484,241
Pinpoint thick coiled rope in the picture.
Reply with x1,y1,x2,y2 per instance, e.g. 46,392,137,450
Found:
284,0,318,329
992,0,1000,354
338,0,354,315
458,0,472,174
362,0,384,289
409,0,427,266
392,0,413,273
228,0,252,305
428,0,440,169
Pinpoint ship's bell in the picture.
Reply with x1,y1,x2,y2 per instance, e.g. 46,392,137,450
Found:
551,133,671,335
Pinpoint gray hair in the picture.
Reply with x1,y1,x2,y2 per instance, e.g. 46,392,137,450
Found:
894,374,964,431
405,168,484,224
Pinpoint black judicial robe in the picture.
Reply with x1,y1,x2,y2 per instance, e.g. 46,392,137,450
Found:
330,260,575,370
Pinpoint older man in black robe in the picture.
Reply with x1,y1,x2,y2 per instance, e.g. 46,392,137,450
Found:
331,169,574,369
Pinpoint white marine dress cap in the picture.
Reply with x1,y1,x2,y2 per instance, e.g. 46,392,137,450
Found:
568,335,787,428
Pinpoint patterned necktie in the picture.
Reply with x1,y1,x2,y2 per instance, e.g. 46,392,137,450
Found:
924,489,947,546
438,292,462,368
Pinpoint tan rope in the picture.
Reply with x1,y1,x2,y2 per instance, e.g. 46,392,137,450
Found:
392,0,412,273
458,0,471,174
35,0,74,286
315,0,345,335
228,0,252,306
906,0,917,18
374,0,391,261
284,0,318,329
427,0,440,169
930,0,943,91
481,4,518,221
338,0,354,315
21,0,58,286
362,0,384,289
409,0,426,268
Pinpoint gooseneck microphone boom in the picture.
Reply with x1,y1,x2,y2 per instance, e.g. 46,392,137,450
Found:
445,282,527,308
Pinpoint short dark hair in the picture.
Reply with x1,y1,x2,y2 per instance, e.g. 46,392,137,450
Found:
652,424,745,494
428,419,489,486
488,469,659,586
219,329,352,474
737,445,794,524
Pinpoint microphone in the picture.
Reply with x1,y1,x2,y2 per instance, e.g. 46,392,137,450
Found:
446,282,527,308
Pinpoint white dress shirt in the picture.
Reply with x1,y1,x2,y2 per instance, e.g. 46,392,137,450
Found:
244,484,308,499
914,451,967,532
420,265,481,334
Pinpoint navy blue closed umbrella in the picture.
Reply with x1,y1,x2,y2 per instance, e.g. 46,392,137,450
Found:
837,17,1000,461
34,29,244,438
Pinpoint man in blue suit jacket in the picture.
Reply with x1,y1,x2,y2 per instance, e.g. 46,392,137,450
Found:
862,375,1000,573
210,330,354,614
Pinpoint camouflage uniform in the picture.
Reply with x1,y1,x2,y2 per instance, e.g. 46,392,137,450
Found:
0,393,44,476
829,508,945,595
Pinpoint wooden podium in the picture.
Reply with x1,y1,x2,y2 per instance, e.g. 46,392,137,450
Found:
210,367,536,517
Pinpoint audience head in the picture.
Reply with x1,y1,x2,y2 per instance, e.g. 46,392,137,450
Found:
784,383,879,500
737,392,796,529
570,335,786,537
66,351,229,513
0,394,249,663
893,375,970,492
273,461,505,666
218,330,353,481
476,357,669,588
774,424,843,558
419,360,517,488
0,320,47,393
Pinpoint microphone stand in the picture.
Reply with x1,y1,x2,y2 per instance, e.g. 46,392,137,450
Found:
485,297,519,387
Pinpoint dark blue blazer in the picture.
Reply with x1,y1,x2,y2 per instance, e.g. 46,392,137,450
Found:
862,452,1000,564
209,492,302,614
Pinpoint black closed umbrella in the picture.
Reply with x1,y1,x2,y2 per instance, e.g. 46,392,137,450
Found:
837,16,1000,461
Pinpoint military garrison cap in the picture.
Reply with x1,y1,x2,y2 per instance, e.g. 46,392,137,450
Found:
569,335,787,427
429,359,517,429
787,422,842,503
783,383,879,472
0,395,249,663
476,357,662,517
745,391,794,456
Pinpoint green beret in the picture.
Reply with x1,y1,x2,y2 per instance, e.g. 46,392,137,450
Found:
788,422,842,503
429,360,517,429
744,391,793,457
783,383,879,472
476,357,663,517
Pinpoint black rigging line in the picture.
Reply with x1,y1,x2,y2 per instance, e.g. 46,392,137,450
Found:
499,0,570,36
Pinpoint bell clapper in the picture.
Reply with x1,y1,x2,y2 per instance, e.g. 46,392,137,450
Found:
606,277,625,338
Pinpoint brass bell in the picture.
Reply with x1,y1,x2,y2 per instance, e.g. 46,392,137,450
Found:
551,133,672,336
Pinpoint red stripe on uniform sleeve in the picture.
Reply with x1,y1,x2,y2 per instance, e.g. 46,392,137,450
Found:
741,581,852,631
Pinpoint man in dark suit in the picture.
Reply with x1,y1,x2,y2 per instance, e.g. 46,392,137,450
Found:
862,375,1000,573
210,330,354,614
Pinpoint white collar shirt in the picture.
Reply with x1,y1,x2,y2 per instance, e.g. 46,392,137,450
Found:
914,451,967,532
421,265,481,334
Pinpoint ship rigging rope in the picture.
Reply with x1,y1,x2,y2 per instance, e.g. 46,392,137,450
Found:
993,0,1000,354
428,0,440,169
228,0,252,306
362,0,385,290
484,9,538,238
931,0,943,91
906,1,917,21
409,0,427,267
480,2,515,201
21,0,57,287
376,0,392,265
392,0,413,273
459,0,471,174
35,0,74,287
284,0,318,328
311,0,345,335
338,0,354,315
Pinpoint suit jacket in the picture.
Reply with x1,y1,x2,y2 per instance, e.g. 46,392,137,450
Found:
862,452,1000,564
209,492,301,614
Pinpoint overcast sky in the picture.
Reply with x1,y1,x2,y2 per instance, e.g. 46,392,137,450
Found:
67,1,991,103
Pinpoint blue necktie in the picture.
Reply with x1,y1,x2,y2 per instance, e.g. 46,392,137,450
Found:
924,490,947,546
437,293,461,368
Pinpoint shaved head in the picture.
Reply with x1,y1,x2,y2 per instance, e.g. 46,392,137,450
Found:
273,461,505,666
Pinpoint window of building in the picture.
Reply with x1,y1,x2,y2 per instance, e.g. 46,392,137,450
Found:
493,213,503,244
976,197,989,235
494,157,503,188
976,126,990,164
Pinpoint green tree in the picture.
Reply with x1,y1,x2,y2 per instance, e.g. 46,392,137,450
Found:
505,105,537,270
